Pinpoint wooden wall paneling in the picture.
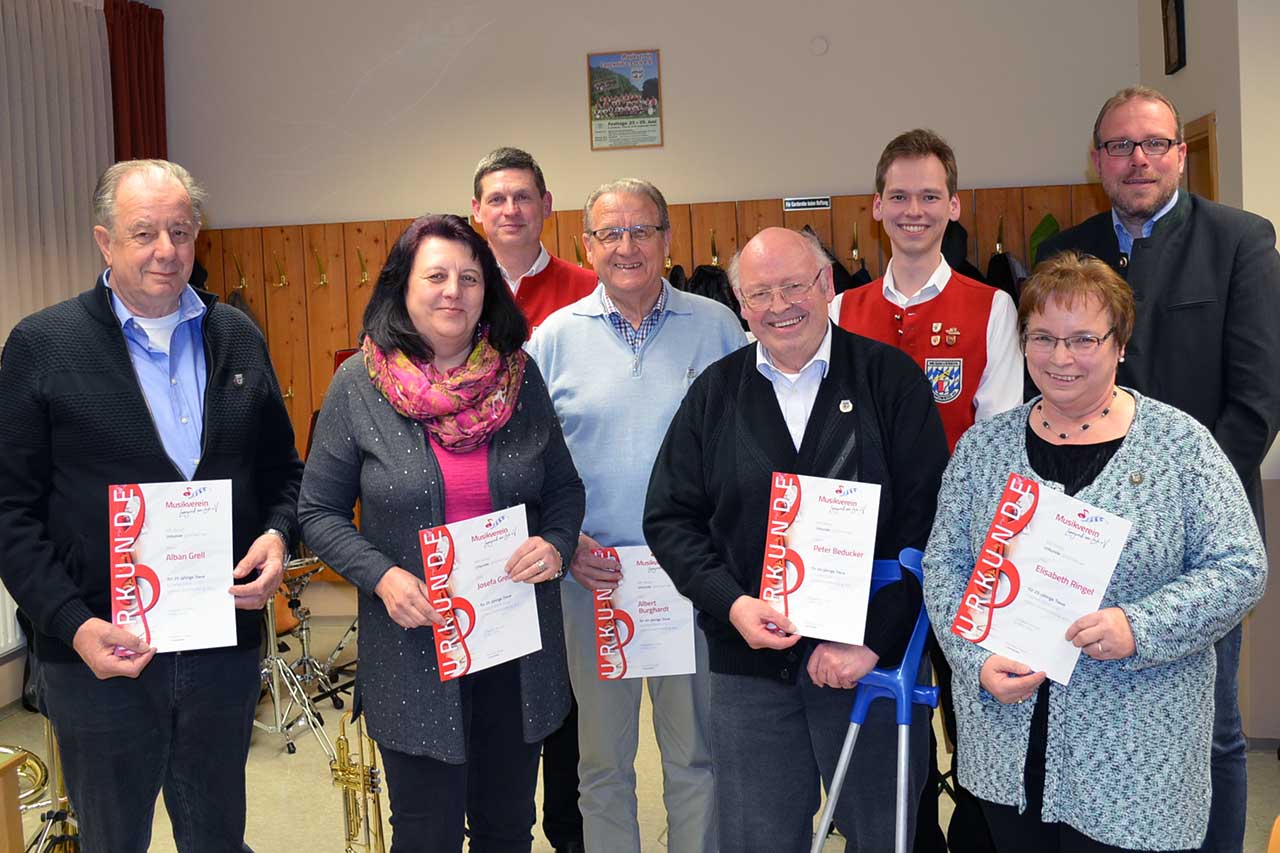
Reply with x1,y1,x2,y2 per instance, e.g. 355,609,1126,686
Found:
539,214,561,263
219,228,267,331
783,208,834,250
974,188,1026,271
342,220,388,347
555,210,587,269
1070,183,1110,227
954,190,977,270
260,226,312,456
691,202,739,268
1022,185,1072,264
302,223,350,417
384,218,415,252
831,194,882,279
736,199,783,248
666,203,693,275
194,229,225,301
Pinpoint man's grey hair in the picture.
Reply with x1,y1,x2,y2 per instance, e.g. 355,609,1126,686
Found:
727,228,830,291
582,178,671,233
1092,85,1184,148
473,147,547,200
93,159,206,231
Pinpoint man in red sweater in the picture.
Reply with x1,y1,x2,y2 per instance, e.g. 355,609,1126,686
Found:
472,146,592,853
472,147,597,334
831,130,1020,450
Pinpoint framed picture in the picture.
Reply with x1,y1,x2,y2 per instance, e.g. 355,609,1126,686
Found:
587,49,663,151
1163,0,1186,75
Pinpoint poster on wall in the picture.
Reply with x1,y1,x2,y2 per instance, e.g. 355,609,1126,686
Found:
587,49,663,150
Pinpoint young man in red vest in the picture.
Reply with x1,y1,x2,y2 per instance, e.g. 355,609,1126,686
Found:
472,147,597,336
831,130,1021,450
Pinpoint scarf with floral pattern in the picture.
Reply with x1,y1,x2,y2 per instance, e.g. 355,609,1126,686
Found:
362,332,525,452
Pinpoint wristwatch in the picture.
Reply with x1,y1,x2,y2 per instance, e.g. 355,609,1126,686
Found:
264,527,288,546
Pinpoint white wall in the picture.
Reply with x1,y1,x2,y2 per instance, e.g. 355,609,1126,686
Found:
164,0,1138,228
1138,0,1243,206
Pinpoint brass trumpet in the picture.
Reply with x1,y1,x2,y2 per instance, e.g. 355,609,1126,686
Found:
331,711,385,853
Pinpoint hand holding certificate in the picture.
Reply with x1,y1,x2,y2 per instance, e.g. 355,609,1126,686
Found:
108,479,237,653
949,473,1132,684
758,472,881,645
592,546,695,680
419,506,542,682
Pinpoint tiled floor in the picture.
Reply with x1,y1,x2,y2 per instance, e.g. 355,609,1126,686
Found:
3,616,1275,851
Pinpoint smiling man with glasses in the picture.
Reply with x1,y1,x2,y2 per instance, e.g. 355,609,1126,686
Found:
1037,85,1280,853
526,178,745,853
643,226,948,851
831,129,1021,453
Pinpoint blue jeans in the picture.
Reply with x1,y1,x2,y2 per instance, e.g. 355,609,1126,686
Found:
41,646,260,853
1199,622,1246,853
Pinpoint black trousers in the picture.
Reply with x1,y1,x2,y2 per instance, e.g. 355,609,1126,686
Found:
540,695,584,849
379,661,543,853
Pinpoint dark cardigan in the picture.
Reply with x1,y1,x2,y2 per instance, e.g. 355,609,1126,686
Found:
297,354,585,762
0,277,302,661
643,324,948,682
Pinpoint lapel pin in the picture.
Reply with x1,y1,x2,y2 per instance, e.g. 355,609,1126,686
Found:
233,373,244,387
1129,471,1144,485
945,326,960,346
839,399,853,413
931,322,942,332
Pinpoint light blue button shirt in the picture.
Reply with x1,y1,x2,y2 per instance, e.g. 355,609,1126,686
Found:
755,323,832,451
107,274,208,479
1112,189,1179,256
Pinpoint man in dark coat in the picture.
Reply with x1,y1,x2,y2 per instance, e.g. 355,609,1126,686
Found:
1037,85,1280,853
0,159,302,851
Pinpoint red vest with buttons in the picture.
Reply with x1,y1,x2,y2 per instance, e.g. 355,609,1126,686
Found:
837,271,997,450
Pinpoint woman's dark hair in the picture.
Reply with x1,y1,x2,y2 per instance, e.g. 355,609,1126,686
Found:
362,213,528,361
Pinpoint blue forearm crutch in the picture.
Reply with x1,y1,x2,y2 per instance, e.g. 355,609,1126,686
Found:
810,547,939,853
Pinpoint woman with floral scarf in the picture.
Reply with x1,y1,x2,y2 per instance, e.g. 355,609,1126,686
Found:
299,214,585,853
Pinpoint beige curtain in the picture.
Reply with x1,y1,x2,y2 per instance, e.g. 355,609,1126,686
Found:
0,0,114,340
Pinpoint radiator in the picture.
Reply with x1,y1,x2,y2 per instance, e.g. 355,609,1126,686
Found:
0,587,22,656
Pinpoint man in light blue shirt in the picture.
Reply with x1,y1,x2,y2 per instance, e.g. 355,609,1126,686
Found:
527,178,745,853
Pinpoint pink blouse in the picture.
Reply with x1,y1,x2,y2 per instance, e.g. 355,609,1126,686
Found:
430,435,493,524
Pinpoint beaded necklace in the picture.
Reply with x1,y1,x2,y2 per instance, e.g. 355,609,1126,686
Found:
1036,388,1118,440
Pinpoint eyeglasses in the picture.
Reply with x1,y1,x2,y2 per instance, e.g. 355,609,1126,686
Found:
1096,138,1179,157
736,269,823,311
588,224,665,244
1023,329,1116,354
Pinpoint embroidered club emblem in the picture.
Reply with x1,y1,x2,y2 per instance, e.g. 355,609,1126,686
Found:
945,326,960,346
925,358,963,404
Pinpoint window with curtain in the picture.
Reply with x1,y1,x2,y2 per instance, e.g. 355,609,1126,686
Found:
0,0,115,339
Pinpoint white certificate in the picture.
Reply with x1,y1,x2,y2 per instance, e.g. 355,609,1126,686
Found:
759,472,881,644
419,505,541,682
592,546,696,680
108,479,236,653
949,473,1132,685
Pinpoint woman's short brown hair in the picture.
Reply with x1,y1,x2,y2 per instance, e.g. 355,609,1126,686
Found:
1018,251,1136,347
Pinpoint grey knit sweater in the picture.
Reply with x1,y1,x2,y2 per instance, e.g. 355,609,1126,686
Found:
923,391,1267,850
298,354,584,762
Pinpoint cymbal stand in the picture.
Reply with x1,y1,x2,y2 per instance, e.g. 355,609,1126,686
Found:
278,559,345,710
256,585,335,759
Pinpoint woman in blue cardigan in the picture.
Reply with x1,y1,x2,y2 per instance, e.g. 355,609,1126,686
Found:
923,251,1266,852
